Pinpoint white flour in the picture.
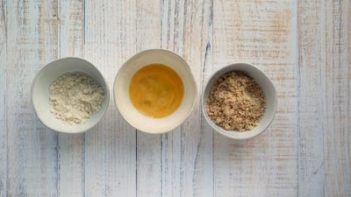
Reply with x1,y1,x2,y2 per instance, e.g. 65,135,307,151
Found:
49,72,104,124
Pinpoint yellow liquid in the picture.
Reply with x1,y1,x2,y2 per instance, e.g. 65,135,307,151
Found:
129,64,184,118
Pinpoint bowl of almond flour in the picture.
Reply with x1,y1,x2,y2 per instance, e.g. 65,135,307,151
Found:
202,63,277,140
32,57,110,133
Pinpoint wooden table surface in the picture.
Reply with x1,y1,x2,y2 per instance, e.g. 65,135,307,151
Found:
0,0,350,196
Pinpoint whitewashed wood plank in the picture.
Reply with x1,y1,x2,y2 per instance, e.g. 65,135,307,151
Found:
212,0,298,196
298,0,351,196
2,1,349,197
0,0,7,196
58,0,84,58
322,1,351,195
6,0,59,196
297,1,326,196
176,0,214,196
160,1,183,195
83,0,137,196
135,0,214,196
159,0,214,196
136,133,161,197
57,0,85,196
135,0,162,196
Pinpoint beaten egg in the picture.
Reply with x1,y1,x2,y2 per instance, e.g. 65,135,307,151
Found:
129,64,184,118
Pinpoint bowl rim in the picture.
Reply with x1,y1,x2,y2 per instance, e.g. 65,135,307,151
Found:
113,49,198,134
31,57,110,134
201,62,277,140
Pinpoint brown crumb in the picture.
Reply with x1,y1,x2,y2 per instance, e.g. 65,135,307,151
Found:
206,71,265,131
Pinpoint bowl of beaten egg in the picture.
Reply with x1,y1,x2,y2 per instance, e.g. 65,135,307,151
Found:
113,49,197,134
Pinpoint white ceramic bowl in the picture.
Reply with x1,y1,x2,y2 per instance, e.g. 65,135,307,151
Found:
202,63,277,140
31,57,110,133
114,49,197,134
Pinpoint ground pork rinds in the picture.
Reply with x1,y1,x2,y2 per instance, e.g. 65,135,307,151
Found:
206,71,265,131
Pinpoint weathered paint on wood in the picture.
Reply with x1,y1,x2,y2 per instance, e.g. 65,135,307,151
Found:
298,0,351,196
0,0,350,196
135,0,162,196
83,0,137,196
212,0,298,196
0,0,7,196
57,0,85,196
5,0,59,196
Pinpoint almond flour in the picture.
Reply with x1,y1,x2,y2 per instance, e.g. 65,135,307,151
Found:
49,72,104,125
206,71,265,131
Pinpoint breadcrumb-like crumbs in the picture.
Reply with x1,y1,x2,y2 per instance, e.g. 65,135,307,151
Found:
206,71,265,131
49,72,104,125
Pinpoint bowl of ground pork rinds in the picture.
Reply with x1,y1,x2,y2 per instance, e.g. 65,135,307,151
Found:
202,63,277,140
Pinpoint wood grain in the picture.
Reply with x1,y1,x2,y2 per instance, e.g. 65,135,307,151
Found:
57,0,85,196
297,0,326,196
157,0,214,196
321,0,351,194
298,0,351,196
171,0,214,196
83,0,137,196
159,1,183,195
135,0,162,196
0,0,7,195
213,0,298,196
6,0,59,196
0,0,350,196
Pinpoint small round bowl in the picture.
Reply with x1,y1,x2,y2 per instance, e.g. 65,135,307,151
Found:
114,49,197,134
202,63,277,140
31,57,110,133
